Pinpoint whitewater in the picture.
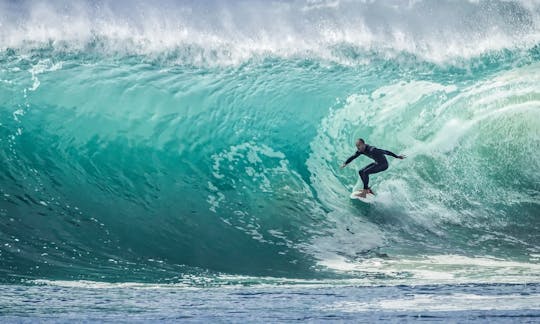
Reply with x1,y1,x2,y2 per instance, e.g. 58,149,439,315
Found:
0,0,539,321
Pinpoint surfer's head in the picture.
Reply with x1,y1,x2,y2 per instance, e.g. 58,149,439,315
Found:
356,138,366,151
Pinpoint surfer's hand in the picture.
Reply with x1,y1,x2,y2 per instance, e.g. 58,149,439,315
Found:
340,163,347,169
398,155,406,159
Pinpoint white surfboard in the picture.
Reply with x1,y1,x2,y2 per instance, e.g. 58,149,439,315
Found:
350,190,375,203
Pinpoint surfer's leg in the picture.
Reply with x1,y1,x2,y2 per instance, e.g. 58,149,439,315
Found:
359,163,388,189
359,163,376,189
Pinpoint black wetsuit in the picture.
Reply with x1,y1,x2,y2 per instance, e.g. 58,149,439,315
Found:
344,145,399,189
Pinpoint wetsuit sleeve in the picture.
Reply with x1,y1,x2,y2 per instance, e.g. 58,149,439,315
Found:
344,151,362,165
381,149,399,158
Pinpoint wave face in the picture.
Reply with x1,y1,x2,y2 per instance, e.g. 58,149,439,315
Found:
1,0,539,283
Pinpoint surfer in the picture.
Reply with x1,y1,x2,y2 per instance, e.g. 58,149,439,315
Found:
341,138,405,198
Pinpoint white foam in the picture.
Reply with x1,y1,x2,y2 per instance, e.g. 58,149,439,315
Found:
30,253,540,289
326,293,540,312
1,0,539,64
328,254,540,285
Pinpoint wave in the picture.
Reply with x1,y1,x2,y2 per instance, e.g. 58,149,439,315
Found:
0,0,539,284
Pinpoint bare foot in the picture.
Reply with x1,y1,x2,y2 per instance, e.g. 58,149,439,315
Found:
355,190,368,198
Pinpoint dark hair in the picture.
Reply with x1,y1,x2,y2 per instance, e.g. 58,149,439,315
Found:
357,138,365,144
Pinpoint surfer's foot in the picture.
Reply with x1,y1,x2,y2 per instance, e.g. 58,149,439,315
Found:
367,188,375,195
356,189,369,198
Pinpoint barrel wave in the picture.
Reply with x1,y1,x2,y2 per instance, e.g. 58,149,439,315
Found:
0,0,539,285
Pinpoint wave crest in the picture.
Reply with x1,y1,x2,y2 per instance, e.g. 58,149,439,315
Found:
2,0,540,64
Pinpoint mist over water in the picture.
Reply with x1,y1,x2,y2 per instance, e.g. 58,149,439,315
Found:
0,0,539,286
2,0,540,64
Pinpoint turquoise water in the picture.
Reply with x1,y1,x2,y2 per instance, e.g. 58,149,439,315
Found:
1,0,540,321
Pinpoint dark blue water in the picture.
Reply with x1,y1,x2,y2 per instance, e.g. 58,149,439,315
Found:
1,281,539,322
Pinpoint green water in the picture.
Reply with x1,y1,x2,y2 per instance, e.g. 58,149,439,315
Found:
0,0,539,285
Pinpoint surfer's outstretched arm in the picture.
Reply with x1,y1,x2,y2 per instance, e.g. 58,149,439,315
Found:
382,149,405,159
341,151,361,168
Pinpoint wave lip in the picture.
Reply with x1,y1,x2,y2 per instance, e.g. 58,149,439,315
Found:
1,0,540,64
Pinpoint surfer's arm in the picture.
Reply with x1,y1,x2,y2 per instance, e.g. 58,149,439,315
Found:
342,151,361,167
382,149,405,159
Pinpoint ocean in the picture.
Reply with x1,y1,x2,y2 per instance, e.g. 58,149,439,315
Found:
1,0,539,322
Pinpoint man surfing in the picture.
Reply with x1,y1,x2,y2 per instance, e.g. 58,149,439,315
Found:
341,138,405,198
